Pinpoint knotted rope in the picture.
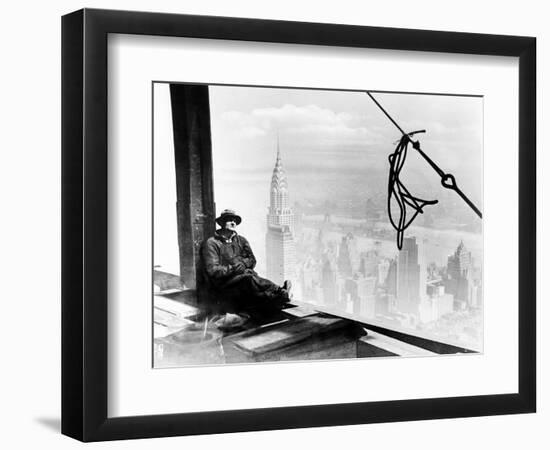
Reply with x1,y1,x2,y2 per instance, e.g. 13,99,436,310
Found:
366,91,482,250
388,133,438,250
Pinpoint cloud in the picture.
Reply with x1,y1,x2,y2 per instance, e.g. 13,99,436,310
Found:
219,104,384,145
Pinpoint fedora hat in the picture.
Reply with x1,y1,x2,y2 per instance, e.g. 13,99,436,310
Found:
215,209,242,226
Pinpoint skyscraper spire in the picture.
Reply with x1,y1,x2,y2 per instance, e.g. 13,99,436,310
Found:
270,134,288,207
266,135,296,284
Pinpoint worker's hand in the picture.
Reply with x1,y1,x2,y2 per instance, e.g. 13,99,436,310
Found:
232,261,246,274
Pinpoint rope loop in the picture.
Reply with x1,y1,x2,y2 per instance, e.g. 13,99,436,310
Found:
387,135,438,250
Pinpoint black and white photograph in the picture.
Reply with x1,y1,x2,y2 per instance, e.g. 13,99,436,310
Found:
1,0,543,447
153,83,483,368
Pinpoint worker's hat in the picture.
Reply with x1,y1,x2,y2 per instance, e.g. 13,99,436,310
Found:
215,209,242,226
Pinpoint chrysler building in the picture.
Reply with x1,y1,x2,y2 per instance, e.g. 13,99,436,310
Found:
266,138,296,284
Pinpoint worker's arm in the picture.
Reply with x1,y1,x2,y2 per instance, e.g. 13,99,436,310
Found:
237,236,257,270
202,239,237,282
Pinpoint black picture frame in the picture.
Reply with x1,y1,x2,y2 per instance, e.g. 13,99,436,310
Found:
61,8,536,442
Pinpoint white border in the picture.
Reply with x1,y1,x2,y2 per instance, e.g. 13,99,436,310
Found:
107,34,518,417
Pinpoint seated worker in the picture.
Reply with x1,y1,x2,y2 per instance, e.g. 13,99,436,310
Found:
201,208,292,318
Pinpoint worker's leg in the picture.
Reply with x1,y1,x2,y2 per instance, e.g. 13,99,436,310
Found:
239,274,291,304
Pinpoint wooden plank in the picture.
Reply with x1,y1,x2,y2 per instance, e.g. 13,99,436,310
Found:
154,296,199,318
224,335,358,364
154,322,174,339
153,296,200,339
226,314,365,356
282,304,317,318
153,307,193,335
153,269,183,290
360,331,437,357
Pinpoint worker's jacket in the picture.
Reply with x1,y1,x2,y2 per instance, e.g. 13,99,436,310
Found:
201,230,257,288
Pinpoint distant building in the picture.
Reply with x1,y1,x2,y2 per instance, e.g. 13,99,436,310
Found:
345,277,360,315
326,240,338,256
357,276,377,319
419,285,454,323
321,258,345,308
337,233,359,277
293,201,304,230
314,229,325,259
470,282,483,308
377,259,391,286
358,249,380,278
344,275,376,317
385,258,397,296
470,266,483,308
299,256,321,302
376,292,391,316
445,240,474,309
396,237,421,315
266,138,296,284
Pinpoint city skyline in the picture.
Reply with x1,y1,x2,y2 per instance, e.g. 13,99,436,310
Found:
251,134,483,351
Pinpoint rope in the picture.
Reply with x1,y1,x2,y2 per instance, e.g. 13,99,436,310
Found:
388,134,438,250
365,92,483,250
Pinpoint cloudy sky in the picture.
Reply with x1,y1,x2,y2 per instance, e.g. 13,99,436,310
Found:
209,85,483,215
